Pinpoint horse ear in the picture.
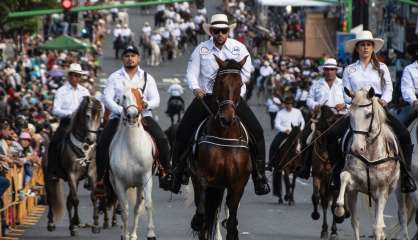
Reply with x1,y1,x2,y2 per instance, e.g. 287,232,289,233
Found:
367,87,375,99
344,87,354,98
214,55,224,68
239,55,249,68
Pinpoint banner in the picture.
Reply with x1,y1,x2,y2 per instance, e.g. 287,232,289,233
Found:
336,32,355,64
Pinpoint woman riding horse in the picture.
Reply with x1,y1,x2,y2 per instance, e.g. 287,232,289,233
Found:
326,31,416,193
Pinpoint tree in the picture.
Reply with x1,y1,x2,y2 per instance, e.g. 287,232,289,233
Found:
0,0,58,36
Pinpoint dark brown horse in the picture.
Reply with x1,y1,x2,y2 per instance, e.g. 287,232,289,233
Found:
310,106,342,239
190,56,250,240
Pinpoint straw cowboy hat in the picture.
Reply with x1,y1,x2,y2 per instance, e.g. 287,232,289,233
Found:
203,14,236,36
345,30,384,53
68,63,87,75
318,58,342,72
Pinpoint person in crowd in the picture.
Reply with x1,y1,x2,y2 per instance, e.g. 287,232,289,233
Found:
265,92,281,130
400,42,418,125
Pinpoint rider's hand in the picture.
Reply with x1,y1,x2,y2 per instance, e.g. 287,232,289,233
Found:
378,99,387,107
414,100,418,110
285,129,290,134
335,103,345,111
313,105,320,113
193,88,206,99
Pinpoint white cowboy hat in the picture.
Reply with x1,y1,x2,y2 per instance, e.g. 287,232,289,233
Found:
68,63,87,75
203,14,236,36
318,58,342,71
345,30,384,53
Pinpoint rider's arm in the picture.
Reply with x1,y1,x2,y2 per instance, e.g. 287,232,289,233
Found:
103,75,123,115
380,63,393,104
143,75,160,110
274,111,287,132
52,88,72,118
298,110,305,131
186,46,201,91
306,83,318,111
342,67,353,104
401,66,416,104
239,46,253,84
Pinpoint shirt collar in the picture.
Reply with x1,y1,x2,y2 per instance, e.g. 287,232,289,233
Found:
65,81,79,91
121,66,143,80
208,37,232,51
355,60,372,70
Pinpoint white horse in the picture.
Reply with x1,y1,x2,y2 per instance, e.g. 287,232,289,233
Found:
149,41,161,66
396,118,418,240
335,87,400,240
109,87,156,240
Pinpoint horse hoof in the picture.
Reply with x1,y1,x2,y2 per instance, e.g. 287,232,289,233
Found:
288,200,295,206
335,215,345,224
70,229,78,236
320,231,328,240
344,211,351,219
284,195,289,201
103,222,109,229
278,198,284,204
147,237,157,240
311,211,320,220
191,214,204,231
47,223,56,232
112,220,118,227
92,226,101,234
335,206,345,218
329,233,338,240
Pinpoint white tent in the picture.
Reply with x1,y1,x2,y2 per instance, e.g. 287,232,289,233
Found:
258,0,337,7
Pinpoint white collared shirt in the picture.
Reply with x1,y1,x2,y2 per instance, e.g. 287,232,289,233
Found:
401,61,418,104
142,26,152,36
121,28,132,37
52,82,90,119
343,60,393,103
103,67,160,119
274,108,305,133
113,28,122,38
167,83,184,97
295,88,308,102
259,65,274,77
306,77,347,113
186,38,254,96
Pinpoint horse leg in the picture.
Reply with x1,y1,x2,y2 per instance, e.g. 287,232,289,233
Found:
397,188,411,240
143,172,156,240
277,170,283,204
130,188,143,240
67,175,79,236
112,203,118,227
226,186,245,240
311,177,321,220
320,187,329,240
284,171,291,202
289,173,297,205
112,176,129,240
191,177,206,233
347,191,360,240
335,171,351,218
89,171,100,234
374,193,388,240
103,205,109,229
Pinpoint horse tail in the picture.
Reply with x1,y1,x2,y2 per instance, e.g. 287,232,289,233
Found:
205,188,224,240
45,179,65,222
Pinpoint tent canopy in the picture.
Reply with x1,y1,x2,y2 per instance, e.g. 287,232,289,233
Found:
39,35,92,50
258,0,337,7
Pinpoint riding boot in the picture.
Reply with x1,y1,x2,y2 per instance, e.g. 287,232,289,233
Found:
400,144,417,193
170,142,188,194
252,157,271,195
328,142,344,191
296,146,313,180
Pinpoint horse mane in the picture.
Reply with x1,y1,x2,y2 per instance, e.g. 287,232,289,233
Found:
70,96,102,132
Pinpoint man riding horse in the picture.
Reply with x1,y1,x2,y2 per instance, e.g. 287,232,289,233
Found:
297,58,346,179
96,45,172,190
47,63,90,181
169,14,270,195
326,31,416,193
400,42,418,126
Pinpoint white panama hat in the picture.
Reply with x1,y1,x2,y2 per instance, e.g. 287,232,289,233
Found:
318,58,342,72
202,14,236,36
68,63,87,75
345,30,384,53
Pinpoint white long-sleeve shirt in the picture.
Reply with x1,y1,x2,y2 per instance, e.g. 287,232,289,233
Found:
306,77,347,113
259,65,274,77
401,61,418,104
167,83,184,97
103,67,160,119
343,60,393,103
52,82,90,119
186,38,254,97
274,108,305,133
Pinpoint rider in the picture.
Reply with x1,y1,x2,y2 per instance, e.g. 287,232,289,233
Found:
166,82,185,109
142,22,152,38
297,58,346,179
47,63,90,180
169,14,270,195
400,42,418,125
121,23,133,43
267,96,305,170
96,45,172,190
327,31,416,193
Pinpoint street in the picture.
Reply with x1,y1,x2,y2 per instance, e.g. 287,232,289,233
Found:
19,1,414,240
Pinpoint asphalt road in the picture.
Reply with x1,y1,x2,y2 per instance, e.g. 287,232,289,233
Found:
20,1,416,239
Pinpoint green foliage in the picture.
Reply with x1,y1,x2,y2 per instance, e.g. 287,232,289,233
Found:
0,0,58,35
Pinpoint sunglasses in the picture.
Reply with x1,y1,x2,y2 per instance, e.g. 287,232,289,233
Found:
212,28,229,35
323,68,337,71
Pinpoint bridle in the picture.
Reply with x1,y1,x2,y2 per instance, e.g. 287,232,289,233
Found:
214,68,241,120
122,88,144,126
350,100,381,143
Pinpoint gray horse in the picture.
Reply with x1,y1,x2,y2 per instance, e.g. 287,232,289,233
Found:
45,96,103,236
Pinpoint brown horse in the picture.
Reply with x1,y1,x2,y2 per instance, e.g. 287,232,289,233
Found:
309,106,342,239
272,124,303,205
190,56,250,240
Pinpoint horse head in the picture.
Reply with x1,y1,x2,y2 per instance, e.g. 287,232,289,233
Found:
212,55,248,128
73,96,103,145
121,87,146,126
317,105,338,131
348,87,386,155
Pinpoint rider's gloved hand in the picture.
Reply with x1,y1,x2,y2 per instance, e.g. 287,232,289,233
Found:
193,88,205,99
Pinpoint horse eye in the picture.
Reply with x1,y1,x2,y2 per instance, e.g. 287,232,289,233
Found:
366,112,373,118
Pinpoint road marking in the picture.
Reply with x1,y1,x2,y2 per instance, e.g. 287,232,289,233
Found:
296,179,309,186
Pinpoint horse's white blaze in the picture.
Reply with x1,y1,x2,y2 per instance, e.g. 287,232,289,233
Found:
337,88,400,240
109,88,156,240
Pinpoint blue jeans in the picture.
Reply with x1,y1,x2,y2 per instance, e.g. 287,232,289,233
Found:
0,176,10,197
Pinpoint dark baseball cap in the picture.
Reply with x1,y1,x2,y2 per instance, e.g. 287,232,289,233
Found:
122,45,139,56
